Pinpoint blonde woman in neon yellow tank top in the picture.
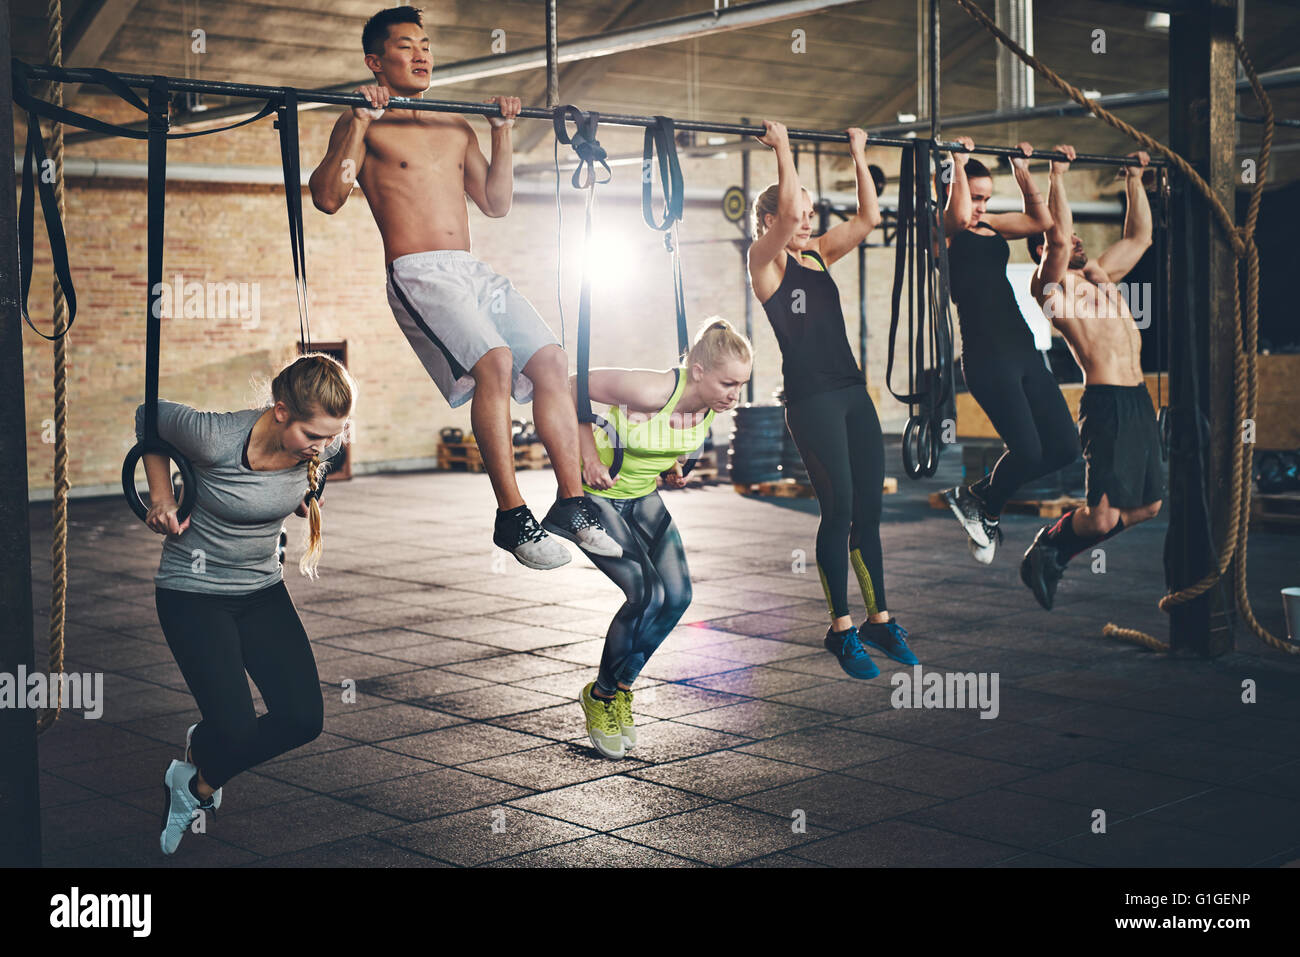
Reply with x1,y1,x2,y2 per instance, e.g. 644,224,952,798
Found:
569,319,753,759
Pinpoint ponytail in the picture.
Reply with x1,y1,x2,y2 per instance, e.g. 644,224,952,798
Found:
269,353,355,579
685,317,753,370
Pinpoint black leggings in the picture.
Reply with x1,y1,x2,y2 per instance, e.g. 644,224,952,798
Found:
583,492,692,694
961,349,1080,516
785,384,886,621
155,581,323,790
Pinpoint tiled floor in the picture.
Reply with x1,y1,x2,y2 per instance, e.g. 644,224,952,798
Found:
25,445,1300,867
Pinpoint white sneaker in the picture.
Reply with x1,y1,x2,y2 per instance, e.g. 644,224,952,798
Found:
543,498,623,558
160,759,204,856
185,724,222,811
967,522,1003,565
493,506,572,570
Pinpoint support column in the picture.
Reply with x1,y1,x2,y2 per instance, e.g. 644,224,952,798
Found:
1166,0,1239,656
0,0,44,866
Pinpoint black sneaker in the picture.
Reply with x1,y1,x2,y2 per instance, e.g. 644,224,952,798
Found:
493,505,571,570
943,485,994,548
542,497,622,558
1020,524,1067,610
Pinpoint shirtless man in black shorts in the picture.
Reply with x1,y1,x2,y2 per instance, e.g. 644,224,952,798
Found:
1021,144,1160,610
308,6,619,570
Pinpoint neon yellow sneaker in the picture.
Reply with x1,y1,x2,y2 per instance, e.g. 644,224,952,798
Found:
614,688,636,751
579,682,625,759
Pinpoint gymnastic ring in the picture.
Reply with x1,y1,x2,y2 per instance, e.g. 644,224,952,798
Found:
121,439,197,524
918,415,941,478
915,415,939,478
902,415,927,480
591,414,625,481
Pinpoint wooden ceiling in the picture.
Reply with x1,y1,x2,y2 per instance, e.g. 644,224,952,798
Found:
11,0,1300,179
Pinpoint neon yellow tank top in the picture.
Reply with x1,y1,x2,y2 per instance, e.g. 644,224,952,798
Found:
584,367,715,500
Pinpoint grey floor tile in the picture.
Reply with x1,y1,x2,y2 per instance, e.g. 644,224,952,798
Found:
378,722,552,766
486,833,700,867
736,773,942,832
630,750,819,800
789,819,1022,867
508,775,712,831
379,807,595,866
613,804,830,866
336,766,530,822
735,725,914,771
460,742,633,791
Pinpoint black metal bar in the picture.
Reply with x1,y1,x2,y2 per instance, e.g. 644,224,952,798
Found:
17,62,1166,166
741,130,754,405
0,0,42,867
546,0,559,108
928,0,940,144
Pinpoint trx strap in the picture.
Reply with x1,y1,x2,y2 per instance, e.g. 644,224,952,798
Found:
10,60,294,522
553,105,611,188
275,88,312,350
10,59,277,341
641,116,704,479
886,141,955,479
555,106,623,478
120,78,198,522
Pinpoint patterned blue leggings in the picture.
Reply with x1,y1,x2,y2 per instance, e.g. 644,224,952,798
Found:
583,491,692,694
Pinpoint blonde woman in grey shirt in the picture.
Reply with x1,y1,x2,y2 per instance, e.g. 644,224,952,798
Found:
143,353,353,855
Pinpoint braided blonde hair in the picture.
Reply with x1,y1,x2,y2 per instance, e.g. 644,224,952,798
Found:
269,353,355,578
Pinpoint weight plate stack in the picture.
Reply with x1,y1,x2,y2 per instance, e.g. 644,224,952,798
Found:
729,404,787,484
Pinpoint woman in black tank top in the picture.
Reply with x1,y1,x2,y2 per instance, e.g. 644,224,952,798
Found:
940,138,1080,565
747,120,916,679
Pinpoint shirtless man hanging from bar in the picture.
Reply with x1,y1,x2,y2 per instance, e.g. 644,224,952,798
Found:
309,5,620,569
1020,144,1160,610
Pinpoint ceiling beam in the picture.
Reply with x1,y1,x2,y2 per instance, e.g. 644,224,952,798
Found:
61,0,139,105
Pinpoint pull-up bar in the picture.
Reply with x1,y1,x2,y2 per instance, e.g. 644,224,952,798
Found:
17,62,1165,169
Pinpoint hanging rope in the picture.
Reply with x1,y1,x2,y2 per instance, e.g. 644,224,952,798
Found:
950,0,1290,655
38,0,69,733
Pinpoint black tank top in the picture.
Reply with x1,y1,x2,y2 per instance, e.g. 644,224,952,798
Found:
759,250,865,404
947,226,1037,356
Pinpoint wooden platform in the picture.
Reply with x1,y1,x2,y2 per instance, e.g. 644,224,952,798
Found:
954,356,1300,450
437,441,549,473
1251,490,1300,531
928,489,1083,519
736,477,899,499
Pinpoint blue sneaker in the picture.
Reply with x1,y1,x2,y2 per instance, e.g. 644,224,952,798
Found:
823,626,880,679
860,618,919,665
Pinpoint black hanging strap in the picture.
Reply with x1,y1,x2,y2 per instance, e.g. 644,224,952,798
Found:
641,116,689,357
553,105,611,189
10,58,278,341
886,141,956,479
275,88,311,351
120,77,197,523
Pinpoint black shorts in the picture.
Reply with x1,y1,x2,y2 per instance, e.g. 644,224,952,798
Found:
1078,383,1167,509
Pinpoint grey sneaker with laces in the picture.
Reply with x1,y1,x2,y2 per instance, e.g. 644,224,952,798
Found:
494,505,571,570
542,497,622,558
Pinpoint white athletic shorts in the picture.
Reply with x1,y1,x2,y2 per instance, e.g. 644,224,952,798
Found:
386,250,559,408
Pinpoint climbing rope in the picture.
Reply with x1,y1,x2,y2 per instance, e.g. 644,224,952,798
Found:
951,0,1290,655
39,0,70,732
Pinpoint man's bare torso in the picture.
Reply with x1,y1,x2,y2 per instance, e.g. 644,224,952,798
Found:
356,110,475,265
1040,267,1144,387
